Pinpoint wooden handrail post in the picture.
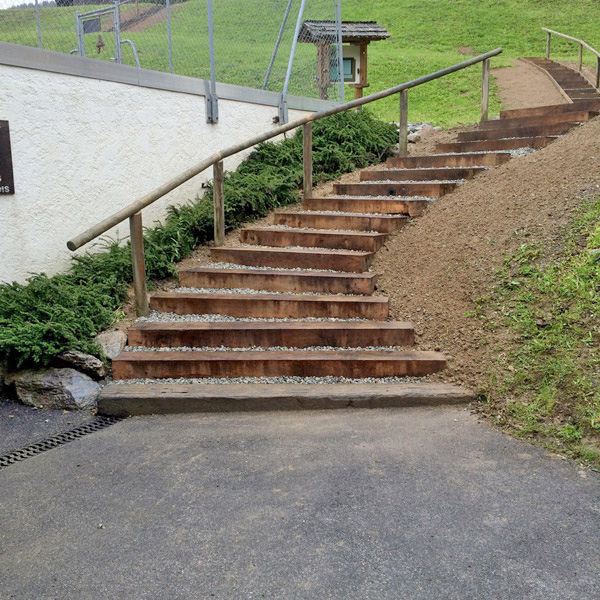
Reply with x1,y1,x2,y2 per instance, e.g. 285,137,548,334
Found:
480,58,490,123
546,31,551,58
578,43,583,71
129,211,149,317
398,89,408,156
303,122,312,199
213,160,225,246
596,56,600,89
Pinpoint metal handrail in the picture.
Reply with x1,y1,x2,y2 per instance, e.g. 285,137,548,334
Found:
543,28,600,87
67,47,502,315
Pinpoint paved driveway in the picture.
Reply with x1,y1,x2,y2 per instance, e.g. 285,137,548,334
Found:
1,406,598,599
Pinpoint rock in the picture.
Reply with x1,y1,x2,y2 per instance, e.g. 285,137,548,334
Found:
6,368,101,410
56,350,106,380
407,132,421,143
96,330,127,360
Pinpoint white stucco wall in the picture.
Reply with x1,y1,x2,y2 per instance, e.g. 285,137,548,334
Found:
0,64,310,283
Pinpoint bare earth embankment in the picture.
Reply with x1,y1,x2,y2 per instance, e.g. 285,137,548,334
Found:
372,116,600,393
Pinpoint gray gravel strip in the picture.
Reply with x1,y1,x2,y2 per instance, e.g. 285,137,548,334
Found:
238,244,368,253
199,262,343,273
331,194,435,201
358,179,464,184
111,375,427,385
244,225,378,234
123,345,406,353
137,311,371,323
172,287,361,297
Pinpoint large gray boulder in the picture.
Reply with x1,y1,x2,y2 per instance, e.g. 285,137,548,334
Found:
96,330,127,360
6,368,101,410
56,350,106,380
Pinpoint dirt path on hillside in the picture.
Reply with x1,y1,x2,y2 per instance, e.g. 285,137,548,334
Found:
492,58,567,109
372,116,600,391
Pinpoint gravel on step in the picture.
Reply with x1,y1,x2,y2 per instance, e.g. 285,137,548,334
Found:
332,194,435,201
111,375,428,385
124,345,407,352
173,287,362,297
358,179,464,184
244,224,378,234
238,244,368,253
137,311,370,323
287,209,405,217
199,262,342,274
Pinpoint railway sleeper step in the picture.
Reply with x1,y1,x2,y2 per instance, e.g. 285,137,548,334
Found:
304,196,430,217
273,211,407,233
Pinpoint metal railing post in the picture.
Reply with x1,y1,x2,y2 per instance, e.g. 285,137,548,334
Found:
546,31,551,58
213,161,225,246
166,0,173,74
398,90,408,156
481,58,490,122
129,212,149,317
578,43,583,71
35,0,42,49
206,0,219,123
303,122,312,199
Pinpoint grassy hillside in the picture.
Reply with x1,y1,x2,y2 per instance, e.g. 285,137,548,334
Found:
1,0,600,125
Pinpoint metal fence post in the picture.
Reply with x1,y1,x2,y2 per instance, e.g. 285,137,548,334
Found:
303,122,312,199
481,58,490,122
279,0,307,124
129,212,149,317
263,0,293,90
398,90,408,156
206,0,219,123
213,161,225,246
114,0,122,64
166,0,173,74
546,31,551,58
335,0,345,103
35,0,42,49
76,12,84,57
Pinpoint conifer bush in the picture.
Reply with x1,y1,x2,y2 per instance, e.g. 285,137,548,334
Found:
0,111,397,369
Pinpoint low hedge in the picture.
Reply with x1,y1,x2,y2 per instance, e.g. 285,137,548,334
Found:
0,111,397,369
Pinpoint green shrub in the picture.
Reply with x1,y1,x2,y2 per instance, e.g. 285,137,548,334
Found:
0,111,397,369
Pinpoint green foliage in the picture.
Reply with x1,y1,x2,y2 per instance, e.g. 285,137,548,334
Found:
473,197,600,467
0,111,396,370
4,1,600,126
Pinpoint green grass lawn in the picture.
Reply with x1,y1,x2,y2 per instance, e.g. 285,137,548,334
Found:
2,0,600,125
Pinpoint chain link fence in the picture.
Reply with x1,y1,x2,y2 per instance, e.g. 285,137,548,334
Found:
0,0,344,107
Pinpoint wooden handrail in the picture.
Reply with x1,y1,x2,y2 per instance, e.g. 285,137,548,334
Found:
66,48,502,315
543,28,600,88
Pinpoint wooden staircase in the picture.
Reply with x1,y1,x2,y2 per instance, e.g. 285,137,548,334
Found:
522,57,600,102
98,97,600,415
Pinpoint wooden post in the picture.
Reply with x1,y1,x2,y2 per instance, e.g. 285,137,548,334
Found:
129,211,149,317
596,56,600,89
481,58,490,123
578,43,583,71
352,42,369,101
546,31,551,58
303,122,313,199
398,90,408,156
213,160,225,246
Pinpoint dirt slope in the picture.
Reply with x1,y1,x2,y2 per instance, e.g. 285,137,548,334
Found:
373,116,600,391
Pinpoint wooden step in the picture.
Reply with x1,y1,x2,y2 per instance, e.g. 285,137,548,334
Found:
457,122,576,141
480,110,596,129
360,167,485,182
111,349,447,380
210,246,373,272
149,292,389,319
386,152,511,168
179,267,377,295
500,100,600,119
304,196,430,217
436,136,553,154
239,227,388,252
98,382,474,415
333,181,457,198
127,320,414,348
273,211,407,233
572,96,600,101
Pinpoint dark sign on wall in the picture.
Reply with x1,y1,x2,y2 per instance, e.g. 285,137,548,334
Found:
0,121,15,195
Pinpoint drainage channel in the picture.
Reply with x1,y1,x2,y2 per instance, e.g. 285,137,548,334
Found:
0,415,124,470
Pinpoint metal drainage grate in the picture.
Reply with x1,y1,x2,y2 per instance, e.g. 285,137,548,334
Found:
0,415,123,470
